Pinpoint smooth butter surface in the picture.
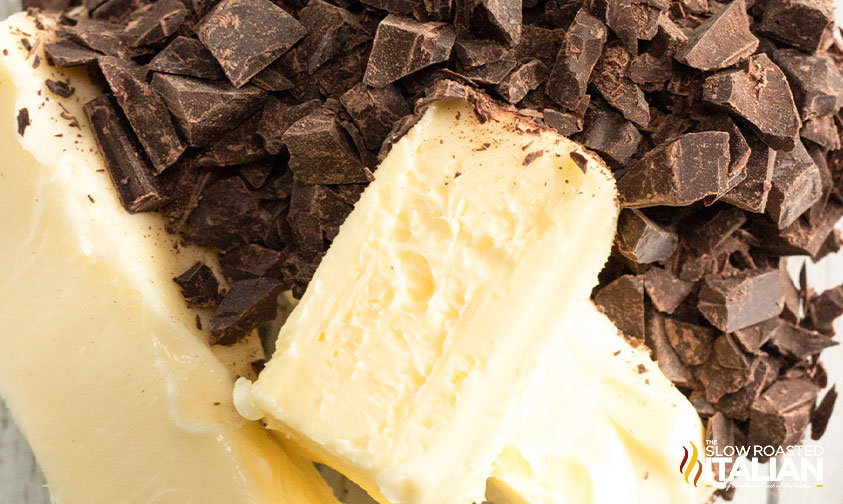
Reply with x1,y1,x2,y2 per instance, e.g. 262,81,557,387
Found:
0,13,337,504
238,100,619,504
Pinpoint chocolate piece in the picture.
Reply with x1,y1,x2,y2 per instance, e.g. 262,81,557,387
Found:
494,59,546,104
16,108,29,137
459,59,518,85
809,285,843,335
148,37,225,80
288,183,354,256
594,274,645,341
258,97,321,155
772,49,843,121
251,62,295,92
811,385,837,440
45,79,75,98
770,322,837,359
220,244,283,282
364,15,456,88
646,310,697,388
695,353,753,403
64,19,130,58
616,209,678,263
514,26,563,67
759,0,833,53
545,9,607,108
357,0,415,15
577,101,642,165
591,44,650,128
43,40,101,67
454,0,522,46
754,201,843,258
690,390,716,417
83,95,168,213
749,378,817,448
644,267,694,314
454,37,513,68
196,0,306,87
697,269,784,332
298,0,369,74
99,56,186,173
685,208,746,254
715,358,770,421
173,262,220,308
151,73,266,147
665,317,714,366
283,108,370,184
766,139,822,229
123,0,188,48
210,278,283,345
183,177,267,249
721,130,776,213
706,413,736,477
191,113,269,167
618,132,730,208
341,83,411,151
801,116,841,151
592,0,666,54
675,0,758,71
696,115,750,185
541,108,583,136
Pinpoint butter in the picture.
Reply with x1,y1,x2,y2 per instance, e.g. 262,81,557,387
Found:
237,98,620,504
0,13,338,504
486,300,712,504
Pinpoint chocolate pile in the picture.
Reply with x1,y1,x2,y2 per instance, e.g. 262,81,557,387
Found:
22,0,842,492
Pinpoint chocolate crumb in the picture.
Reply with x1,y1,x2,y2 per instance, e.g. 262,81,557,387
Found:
16,108,30,136
45,79,74,98
522,150,543,166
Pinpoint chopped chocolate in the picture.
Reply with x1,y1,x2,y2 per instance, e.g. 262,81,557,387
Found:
703,54,801,151
298,0,369,74
83,95,168,213
151,73,266,147
190,113,269,167
772,49,843,122
758,0,833,53
288,183,354,257
514,26,564,67
801,116,841,151
454,37,513,68
541,108,583,136
364,15,456,88
182,177,266,250
22,0,72,10
173,262,220,308
196,0,307,87
98,56,186,173
238,160,274,190
592,0,666,55
258,97,321,155
16,108,30,137
616,209,678,263
690,390,716,417
220,244,284,282
43,39,101,67
749,377,818,448
808,285,843,335
811,385,837,440
695,352,754,404
454,0,522,46
697,269,784,332
618,132,730,208
675,0,757,71
646,310,697,388
765,139,822,229
251,62,295,92
591,44,650,128
715,358,769,421
545,8,607,108
706,413,736,477
122,0,188,48
459,59,518,85
340,83,411,151
494,59,546,104
769,322,838,359
696,115,750,184
732,317,781,353
357,0,415,15
684,207,746,254
44,79,75,98
576,100,642,165
665,317,714,366
64,19,142,60
644,267,694,314
594,274,645,341
210,278,283,345
753,201,843,258
148,37,225,81
282,107,371,184
721,130,776,213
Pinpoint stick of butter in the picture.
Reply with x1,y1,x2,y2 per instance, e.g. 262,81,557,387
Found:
0,13,337,504
236,95,620,504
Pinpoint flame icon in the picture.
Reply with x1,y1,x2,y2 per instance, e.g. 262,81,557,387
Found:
679,441,703,487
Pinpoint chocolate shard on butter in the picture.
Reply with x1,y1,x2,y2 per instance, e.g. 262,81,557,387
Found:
616,209,678,263
84,94,168,213
364,15,456,88
45,78,75,98
618,131,730,208
151,73,266,147
644,267,693,314
341,83,411,151
577,100,642,165
43,39,100,66
494,59,546,104
758,0,833,52
173,261,221,308
210,278,283,345
196,0,306,87
703,54,801,151
122,0,187,48
148,36,225,80
768,322,838,359
594,274,645,341
665,317,714,366
675,0,757,71
591,44,650,127
99,56,186,173
220,244,284,282
765,139,822,229
545,8,606,108
721,130,776,213
749,378,817,449
772,49,843,121
697,269,784,332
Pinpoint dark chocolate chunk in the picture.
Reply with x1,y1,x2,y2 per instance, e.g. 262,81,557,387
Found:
196,0,307,87
123,0,188,48
64,19,141,60
665,317,714,366
577,101,642,165
45,79,75,98
363,15,456,88
721,130,776,213
454,37,513,68
801,116,841,151
340,83,411,151
594,274,645,341
592,0,666,54
459,59,518,85
191,113,269,167
357,0,415,15
99,56,186,173
83,95,168,213
765,139,822,229
697,269,784,332
288,182,354,257
545,8,607,108
772,49,843,121
282,108,371,184
298,0,369,74
808,285,843,335
514,25,564,67
148,37,225,80
618,132,730,208
43,39,101,67
454,0,522,46
646,310,697,388
696,115,750,186
759,0,833,53
210,278,283,345
616,209,678,263
258,97,321,155
675,0,758,71
250,62,295,92
541,108,584,136
182,177,267,249
685,207,746,254
494,59,546,104
715,358,770,421
753,201,843,258
151,73,266,147
220,244,283,282
16,108,29,137
695,344,754,403
749,378,817,448
644,267,694,314
691,391,716,417
769,322,838,359
591,44,650,128
173,262,220,308
811,385,837,440
703,54,801,151
706,413,736,476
